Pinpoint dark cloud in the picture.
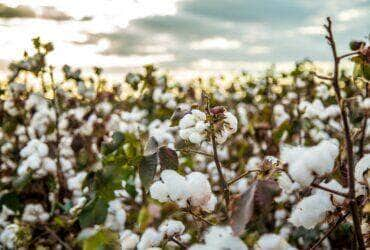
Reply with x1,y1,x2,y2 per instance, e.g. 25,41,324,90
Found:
89,0,370,69
0,4,35,18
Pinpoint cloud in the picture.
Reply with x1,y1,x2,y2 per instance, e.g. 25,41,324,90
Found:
338,8,366,21
190,37,241,50
296,26,324,35
245,46,271,55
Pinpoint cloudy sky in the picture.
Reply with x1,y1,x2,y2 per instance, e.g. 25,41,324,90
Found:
0,0,369,77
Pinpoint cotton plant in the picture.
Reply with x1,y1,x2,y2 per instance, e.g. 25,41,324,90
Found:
0,21,369,249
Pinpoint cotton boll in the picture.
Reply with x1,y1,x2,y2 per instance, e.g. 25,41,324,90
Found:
22,204,49,223
223,111,238,134
179,110,208,144
255,233,296,250
120,230,139,250
201,194,217,212
189,226,248,250
137,228,164,250
149,181,169,202
0,224,19,249
288,161,315,187
161,170,190,207
314,180,348,204
67,172,87,191
277,172,300,194
355,154,370,184
159,219,185,237
187,172,212,207
105,199,126,231
282,140,339,187
288,193,334,229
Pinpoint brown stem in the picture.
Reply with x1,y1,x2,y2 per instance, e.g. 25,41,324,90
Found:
311,183,349,198
44,225,72,250
227,170,260,186
186,209,214,226
50,69,68,204
170,237,187,249
338,51,360,61
359,82,369,158
310,210,351,250
324,17,365,249
313,72,333,81
176,149,213,158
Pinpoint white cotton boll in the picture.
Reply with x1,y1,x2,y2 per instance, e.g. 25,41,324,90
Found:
223,111,238,134
0,223,19,249
277,172,300,194
288,193,334,229
160,170,190,207
186,172,212,207
314,180,348,204
255,233,296,250
67,172,87,191
22,203,49,223
137,228,164,250
159,219,185,237
361,98,370,110
288,162,315,187
215,130,229,144
355,154,370,184
4,100,18,116
282,140,339,187
189,131,205,144
190,226,248,250
43,157,57,174
179,110,208,144
149,181,169,202
96,101,113,115
69,197,87,215
201,194,217,212
179,114,196,129
105,199,126,231
120,230,140,250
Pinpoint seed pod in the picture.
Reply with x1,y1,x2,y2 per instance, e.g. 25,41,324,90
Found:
349,40,365,51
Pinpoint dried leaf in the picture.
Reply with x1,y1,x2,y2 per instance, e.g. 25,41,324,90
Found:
229,179,281,236
229,183,257,236
144,136,158,156
158,146,179,170
139,153,158,190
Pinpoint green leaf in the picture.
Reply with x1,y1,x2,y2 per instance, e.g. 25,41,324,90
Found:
139,153,158,190
158,146,179,170
79,229,120,250
78,197,108,228
353,61,370,81
0,192,22,212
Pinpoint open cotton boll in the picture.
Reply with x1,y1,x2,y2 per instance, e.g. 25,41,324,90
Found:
187,172,212,207
149,181,170,202
288,193,334,229
22,203,50,223
160,170,190,207
149,170,216,212
104,199,126,231
159,219,185,237
288,161,315,187
179,109,209,144
277,172,300,194
137,228,164,250
0,224,19,249
120,230,139,250
190,226,248,250
281,140,339,187
355,154,370,184
314,180,348,204
255,233,296,250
